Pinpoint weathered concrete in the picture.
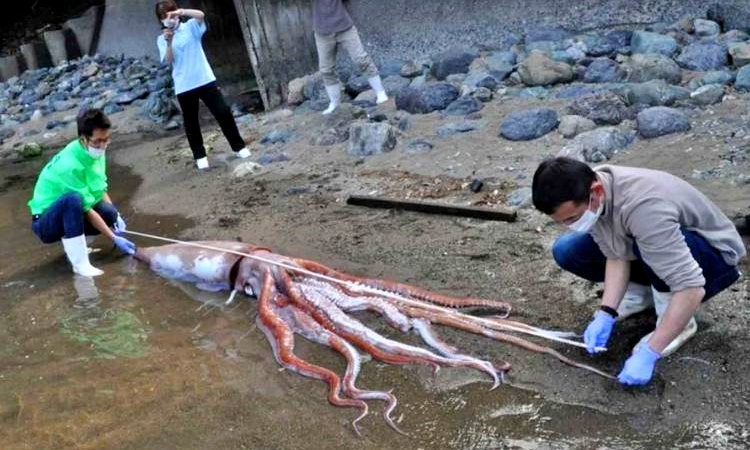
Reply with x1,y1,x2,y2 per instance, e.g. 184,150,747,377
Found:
0,54,22,81
348,0,716,63
19,40,52,71
42,28,81,66
97,0,160,60
65,5,104,56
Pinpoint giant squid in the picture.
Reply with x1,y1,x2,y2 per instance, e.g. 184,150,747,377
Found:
135,240,613,434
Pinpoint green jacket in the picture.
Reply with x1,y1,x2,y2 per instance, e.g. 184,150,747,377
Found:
28,139,108,215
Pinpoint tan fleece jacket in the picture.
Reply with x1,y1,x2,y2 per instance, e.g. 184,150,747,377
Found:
590,165,746,292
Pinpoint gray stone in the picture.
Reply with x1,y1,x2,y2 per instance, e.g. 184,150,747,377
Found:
689,84,725,105
395,83,460,114
103,103,125,115
303,74,326,101
472,87,493,102
555,85,598,99
405,139,434,154
430,48,479,80
443,95,484,116
261,130,293,145
584,58,624,83
558,127,636,162
558,115,597,138
567,91,628,125
624,53,682,84
517,50,574,86
287,75,308,105
17,142,43,158
400,61,423,78
348,122,398,156
142,91,177,123
506,187,533,208
707,2,750,34
437,121,479,138
630,31,678,56
686,71,734,90
694,19,721,37
728,42,750,67
622,79,690,107
52,100,76,112
463,71,499,91
636,107,691,138
232,161,264,178
445,73,468,85
720,30,750,45
500,108,558,141
734,65,750,91
676,42,728,71
519,86,549,99
382,75,411,95
35,81,52,97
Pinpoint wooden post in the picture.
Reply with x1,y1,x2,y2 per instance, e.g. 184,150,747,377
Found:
346,195,518,222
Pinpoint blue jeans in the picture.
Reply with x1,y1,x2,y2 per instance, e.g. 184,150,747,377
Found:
31,192,118,243
552,230,741,301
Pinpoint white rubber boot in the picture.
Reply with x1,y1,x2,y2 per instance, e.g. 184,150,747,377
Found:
616,282,653,321
195,157,209,170
368,75,389,104
61,235,104,277
322,84,341,115
236,148,251,159
634,287,698,357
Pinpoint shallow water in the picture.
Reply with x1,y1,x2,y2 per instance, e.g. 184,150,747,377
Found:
0,164,708,449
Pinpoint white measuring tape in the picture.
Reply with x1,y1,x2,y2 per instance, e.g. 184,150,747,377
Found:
123,229,604,351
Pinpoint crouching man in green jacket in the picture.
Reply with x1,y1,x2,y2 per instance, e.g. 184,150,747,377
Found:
28,108,137,277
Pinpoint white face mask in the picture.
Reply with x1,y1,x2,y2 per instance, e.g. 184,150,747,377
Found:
87,146,106,159
566,195,603,233
162,18,179,29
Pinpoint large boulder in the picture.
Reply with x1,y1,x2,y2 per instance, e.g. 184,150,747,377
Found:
621,79,690,107
624,53,682,84
630,31,678,56
686,71,735,90
728,42,750,67
558,127,636,162
636,107,691,138
430,48,479,80
689,84,725,106
734,65,750,91
675,42,728,71
584,58,624,83
395,83,460,114
694,19,721,38
517,50,574,86
567,91,628,125
443,95,483,116
499,108,558,141
558,115,597,138
707,1,750,33
348,122,398,156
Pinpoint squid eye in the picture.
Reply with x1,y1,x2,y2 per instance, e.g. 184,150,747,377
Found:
244,285,256,297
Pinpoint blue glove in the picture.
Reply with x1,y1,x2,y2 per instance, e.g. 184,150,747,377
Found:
113,236,136,255
618,343,662,386
583,310,615,355
113,213,127,235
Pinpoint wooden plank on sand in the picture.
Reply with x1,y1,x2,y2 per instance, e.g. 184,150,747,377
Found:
346,195,517,222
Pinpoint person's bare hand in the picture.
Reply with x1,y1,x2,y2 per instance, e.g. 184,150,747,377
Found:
166,9,182,20
163,29,174,43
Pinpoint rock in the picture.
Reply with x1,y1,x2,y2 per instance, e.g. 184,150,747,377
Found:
257,153,291,165
81,62,100,79
506,187,533,208
378,59,404,78
519,86,549,99
675,42,728,71
720,30,750,45
437,121,479,138
694,19,721,37
630,31,678,56
142,91,177,123
261,130,293,145
395,83,460,114
567,91,628,125
443,95,483,116
405,139,434,154
558,115,597,138
707,2,750,34
584,58,623,83
17,142,43,158
472,87,493,103
232,161,264,178
164,119,181,130
391,114,412,131
690,84,725,105
636,107,691,138
0,127,16,142
115,88,149,105
30,109,44,122
382,75,410,95
472,51,515,80
686,71,734,90
52,100,76,112
463,71,499,91
590,30,633,56
558,127,636,162
500,108,558,141
624,53,682,84
526,25,572,43
555,85,598,99
736,65,750,91
303,74,326,101
348,122,398,156
517,50,574,86
287,75,308,105
430,48,478,80
623,79,690,107
400,61,422,78
35,81,52,97
102,103,124,115
728,42,750,67
346,75,371,96
445,73,467,85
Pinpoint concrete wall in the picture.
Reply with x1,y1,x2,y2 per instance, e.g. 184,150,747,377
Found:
348,0,717,64
97,0,159,60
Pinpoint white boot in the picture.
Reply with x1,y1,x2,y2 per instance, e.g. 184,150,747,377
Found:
236,148,251,159
368,75,389,104
616,282,653,321
634,287,698,357
322,84,341,115
61,235,104,277
195,157,209,170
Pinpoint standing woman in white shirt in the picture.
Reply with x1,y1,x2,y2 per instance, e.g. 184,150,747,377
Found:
155,1,251,171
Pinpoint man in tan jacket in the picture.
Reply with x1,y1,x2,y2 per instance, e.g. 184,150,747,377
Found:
532,157,745,386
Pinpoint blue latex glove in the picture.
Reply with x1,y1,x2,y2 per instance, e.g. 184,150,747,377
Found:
113,213,127,235
583,310,616,355
618,343,662,386
113,236,136,255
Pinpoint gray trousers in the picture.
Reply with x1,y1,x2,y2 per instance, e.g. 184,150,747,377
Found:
314,26,379,86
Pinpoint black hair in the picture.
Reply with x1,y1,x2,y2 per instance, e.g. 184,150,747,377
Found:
155,0,178,23
531,157,597,214
77,108,111,138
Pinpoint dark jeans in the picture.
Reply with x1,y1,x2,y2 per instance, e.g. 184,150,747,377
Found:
176,81,245,160
552,230,741,301
31,192,118,243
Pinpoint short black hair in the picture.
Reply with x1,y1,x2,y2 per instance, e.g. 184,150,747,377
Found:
155,0,178,22
532,157,597,214
77,108,111,138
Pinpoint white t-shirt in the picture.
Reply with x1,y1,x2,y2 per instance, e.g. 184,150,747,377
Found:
157,18,216,95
